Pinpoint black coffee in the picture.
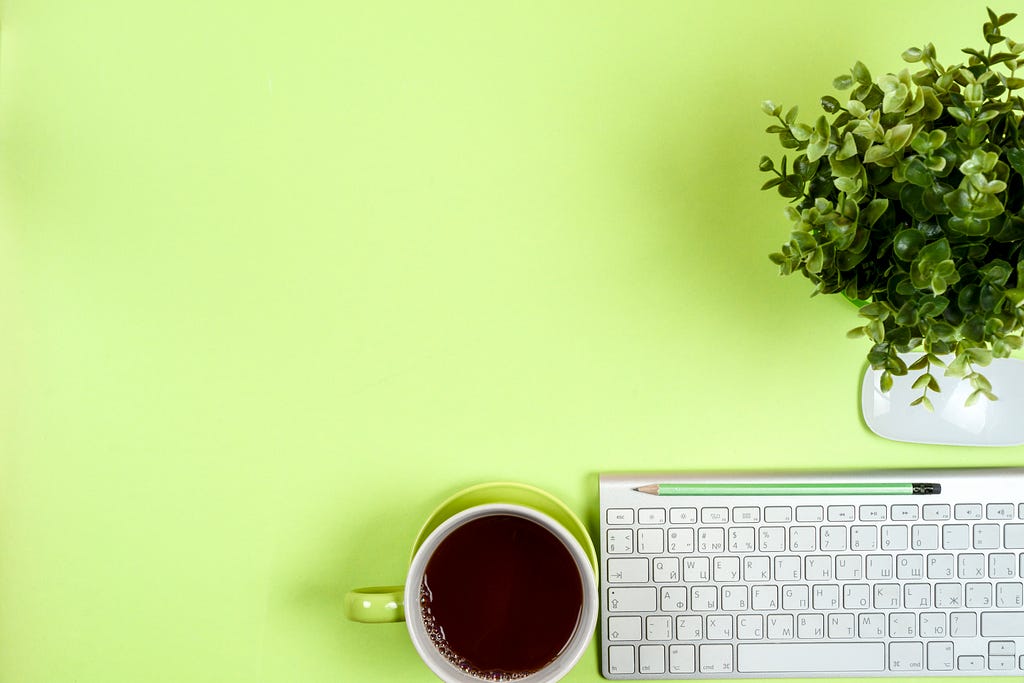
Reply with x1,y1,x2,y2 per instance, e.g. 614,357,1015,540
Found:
419,514,584,681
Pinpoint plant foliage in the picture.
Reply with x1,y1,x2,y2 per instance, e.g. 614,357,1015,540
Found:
761,8,1024,408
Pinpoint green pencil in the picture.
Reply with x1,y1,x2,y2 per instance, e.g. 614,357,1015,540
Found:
634,482,941,496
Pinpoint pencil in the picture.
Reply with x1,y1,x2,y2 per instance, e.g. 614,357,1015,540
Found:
633,482,941,496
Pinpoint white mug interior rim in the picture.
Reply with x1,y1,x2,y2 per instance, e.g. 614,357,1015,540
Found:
403,503,598,683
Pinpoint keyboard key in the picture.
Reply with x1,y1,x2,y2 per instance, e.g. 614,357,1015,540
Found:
828,505,856,521
835,554,862,580
796,505,823,522
990,641,1015,656
606,508,634,525
713,557,740,582
676,615,703,640
950,611,977,637
989,553,1015,579
645,616,673,641
955,503,983,520
758,527,785,552
873,584,900,609
607,616,642,641
607,557,648,583
652,556,679,582
927,641,954,671
1019,502,1024,520
973,523,1000,549
766,613,793,638
669,507,696,524
608,645,635,674
923,504,950,521
905,583,930,608
935,583,961,608
920,613,946,637
889,641,924,670
638,508,666,525
706,614,733,640
987,503,1015,520
751,585,778,611
866,555,893,580
721,585,748,610
958,655,985,670
764,506,791,523
607,587,657,612
891,504,919,521
927,553,954,579
743,556,770,582
827,613,855,639
911,524,939,550
859,505,886,521
733,506,760,523
850,525,877,551
737,614,764,639
982,611,1024,636
667,527,694,553
942,524,970,550
966,582,992,608
989,655,1016,670
728,527,756,552
637,528,664,554
819,526,846,551
683,557,710,582
639,644,666,674
736,642,885,673
797,613,824,639
1005,523,1024,549
788,526,815,552
844,584,870,610
859,613,885,638
698,644,734,674
668,644,695,674
958,553,985,579
660,586,687,611
881,525,908,551
698,527,725,553
606,529,633,554
691,585,718,611
996,582,1023,608
701,507,728,524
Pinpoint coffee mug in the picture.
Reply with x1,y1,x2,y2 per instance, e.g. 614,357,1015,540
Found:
346,482,599,683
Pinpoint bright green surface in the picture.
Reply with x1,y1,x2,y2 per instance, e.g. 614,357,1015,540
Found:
2,1,1022,681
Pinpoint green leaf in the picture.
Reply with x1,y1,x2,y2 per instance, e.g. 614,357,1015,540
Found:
852,61,872,85
880,370,893,393
835,133,858,161
902,47,924,62
893,229,927,261
966,347,993,366
833,74,854,90
912,373,934,390
910,395,934,411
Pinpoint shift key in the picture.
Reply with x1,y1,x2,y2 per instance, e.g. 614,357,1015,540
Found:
607,587,657,612
981,612,1024,637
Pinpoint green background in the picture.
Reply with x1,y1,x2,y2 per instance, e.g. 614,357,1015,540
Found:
2,1,1022,681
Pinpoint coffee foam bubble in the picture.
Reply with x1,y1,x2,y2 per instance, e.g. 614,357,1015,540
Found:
419,582,534,681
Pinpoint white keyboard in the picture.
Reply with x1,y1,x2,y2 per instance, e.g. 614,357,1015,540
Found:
599,469,1024,678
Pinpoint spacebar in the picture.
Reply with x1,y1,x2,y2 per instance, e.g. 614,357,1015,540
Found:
737,643,886,673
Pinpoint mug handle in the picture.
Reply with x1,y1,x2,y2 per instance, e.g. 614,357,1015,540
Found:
345,585,406,623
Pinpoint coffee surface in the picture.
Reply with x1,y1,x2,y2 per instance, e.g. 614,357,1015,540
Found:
419,514,584,680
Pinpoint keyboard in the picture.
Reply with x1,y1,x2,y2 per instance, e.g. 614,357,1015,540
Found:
599,469,1024,678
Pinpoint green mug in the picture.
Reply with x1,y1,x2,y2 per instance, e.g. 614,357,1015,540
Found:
346,482,599,682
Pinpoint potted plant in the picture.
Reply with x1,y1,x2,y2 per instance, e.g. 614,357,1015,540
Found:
761,8,1024,409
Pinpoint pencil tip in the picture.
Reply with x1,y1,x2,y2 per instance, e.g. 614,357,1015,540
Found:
634,484,658,495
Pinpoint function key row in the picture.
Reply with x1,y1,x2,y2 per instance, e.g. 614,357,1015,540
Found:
608,504,1024,526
